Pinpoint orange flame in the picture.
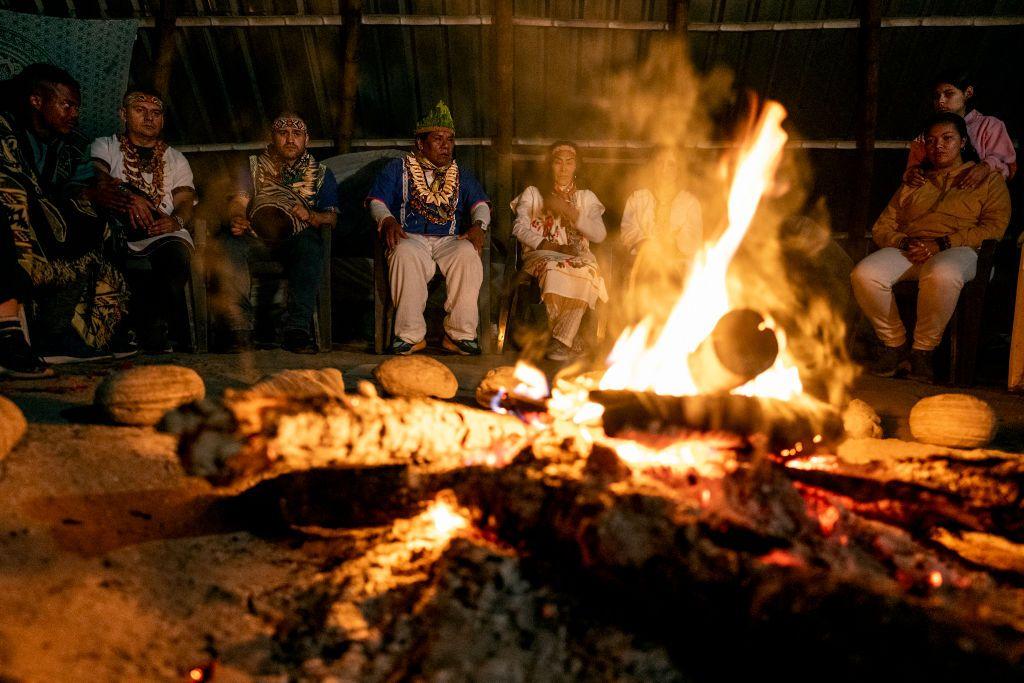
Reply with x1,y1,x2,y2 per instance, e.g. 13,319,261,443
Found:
599,101,802,401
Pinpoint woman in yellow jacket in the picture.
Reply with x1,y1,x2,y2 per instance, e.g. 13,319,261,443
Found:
852,111,1011,382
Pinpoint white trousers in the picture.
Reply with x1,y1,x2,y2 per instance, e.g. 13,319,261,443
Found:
388,234,482,343
851,246,977,351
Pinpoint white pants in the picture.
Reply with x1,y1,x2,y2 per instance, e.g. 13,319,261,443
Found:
851,246,977,351
388,234,482,343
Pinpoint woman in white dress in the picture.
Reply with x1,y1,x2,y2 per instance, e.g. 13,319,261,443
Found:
620,147,702,279
511,141,608,361
619,146,703,322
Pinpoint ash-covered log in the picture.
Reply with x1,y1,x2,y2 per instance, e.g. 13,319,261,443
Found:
162,385,528,489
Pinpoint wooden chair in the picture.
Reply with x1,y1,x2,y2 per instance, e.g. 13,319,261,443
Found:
121,222,208,352
195,221,333,352
892,239,998,386
373,230,492,354
496,238,533,353
496,237,608,353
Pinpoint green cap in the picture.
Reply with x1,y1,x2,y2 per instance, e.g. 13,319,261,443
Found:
414,100,455,135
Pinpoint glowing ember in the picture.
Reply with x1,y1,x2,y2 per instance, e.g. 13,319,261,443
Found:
425,497,468,543
609,437,737,478
512,360,549,401
599,101,802,401
818,505,840,535
929,571,944,588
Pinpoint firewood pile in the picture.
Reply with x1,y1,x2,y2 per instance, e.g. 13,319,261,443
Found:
167,387,1024,681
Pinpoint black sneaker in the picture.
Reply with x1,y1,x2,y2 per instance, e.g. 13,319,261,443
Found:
0,328,54,378
390,338,426,355
282,328,317,354
253,324,279,350
869,343,908,378
442,334,481,356
111,328,140,359
40,340,112,365
908,349,935,384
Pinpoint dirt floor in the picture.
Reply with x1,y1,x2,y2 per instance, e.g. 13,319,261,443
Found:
1,345,1023,681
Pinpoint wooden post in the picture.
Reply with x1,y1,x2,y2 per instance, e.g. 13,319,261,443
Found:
491,0,514,353
851,0,880,259
1008,249,1024,390
335,0,363,154
669,0,690,36
152,0,178,99
494,0,514,244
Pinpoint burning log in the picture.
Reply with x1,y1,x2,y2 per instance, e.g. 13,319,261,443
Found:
785,446,1024,541
163,385,528,489
687,308,779,394
440,451,1024,680
590,389,842,453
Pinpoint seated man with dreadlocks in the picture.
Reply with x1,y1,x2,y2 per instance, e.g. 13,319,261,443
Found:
216,112,338,354
366,101,490,355
0,63,129,376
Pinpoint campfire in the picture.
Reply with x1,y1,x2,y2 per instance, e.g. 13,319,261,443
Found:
164,101,1024,679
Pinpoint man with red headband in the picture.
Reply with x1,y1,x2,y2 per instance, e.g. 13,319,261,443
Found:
216,112,338,354
366,101,490,355
91,87,196,354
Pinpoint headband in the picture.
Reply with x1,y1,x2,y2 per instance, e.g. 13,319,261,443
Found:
272,117,308,133
550,144,577,158
125,92,163,111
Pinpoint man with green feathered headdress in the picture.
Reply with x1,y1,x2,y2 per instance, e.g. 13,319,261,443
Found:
367,100,490,355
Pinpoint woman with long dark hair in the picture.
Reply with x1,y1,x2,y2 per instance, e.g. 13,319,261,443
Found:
510,141,608,361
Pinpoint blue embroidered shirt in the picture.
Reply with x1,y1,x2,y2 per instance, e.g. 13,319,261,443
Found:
366,156,489,237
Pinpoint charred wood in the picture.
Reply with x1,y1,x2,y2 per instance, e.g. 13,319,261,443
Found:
785,451,1024,541
163,389,528,489
591,390,843,453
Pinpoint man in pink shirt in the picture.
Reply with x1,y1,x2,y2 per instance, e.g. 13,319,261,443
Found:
905,72,1016,190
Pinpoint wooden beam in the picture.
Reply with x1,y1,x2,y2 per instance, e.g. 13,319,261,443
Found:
336,0,363,154
170,137,931,154
135,14,1024,31
851,0,881,260
152,0,178,98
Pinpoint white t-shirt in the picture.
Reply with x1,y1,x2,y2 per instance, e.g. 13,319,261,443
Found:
90,135,195,215
90,135,196,251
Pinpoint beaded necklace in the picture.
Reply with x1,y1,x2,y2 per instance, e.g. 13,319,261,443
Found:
117,133,167,205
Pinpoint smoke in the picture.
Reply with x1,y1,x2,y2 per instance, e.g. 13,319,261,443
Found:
538,33,856,406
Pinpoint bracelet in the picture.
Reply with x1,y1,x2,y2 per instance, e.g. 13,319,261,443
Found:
173,214,186,230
